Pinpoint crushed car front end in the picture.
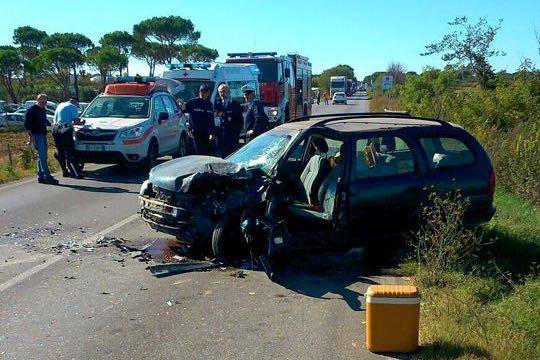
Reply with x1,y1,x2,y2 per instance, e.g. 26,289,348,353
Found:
139,155,254,245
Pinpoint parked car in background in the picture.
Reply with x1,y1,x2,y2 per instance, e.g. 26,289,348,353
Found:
139,112,496,274
332,92,347,104
24,100,57,112
4,104,22,113
0,105,7,127
5,107,54,127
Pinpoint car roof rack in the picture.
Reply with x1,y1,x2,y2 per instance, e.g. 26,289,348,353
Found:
289,112,450,127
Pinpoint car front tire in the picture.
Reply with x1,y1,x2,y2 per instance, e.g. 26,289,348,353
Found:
145,139,159,170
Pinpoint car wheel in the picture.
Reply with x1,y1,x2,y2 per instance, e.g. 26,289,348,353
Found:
212,217,242,263
172,134,188,159
145,139,159,170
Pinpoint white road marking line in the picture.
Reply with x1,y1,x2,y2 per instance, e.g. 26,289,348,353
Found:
0,255,64,292
0,253,52,269
0,213,140,293
80,213,140,246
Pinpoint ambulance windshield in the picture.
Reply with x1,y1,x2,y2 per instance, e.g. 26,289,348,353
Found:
173,80,215,105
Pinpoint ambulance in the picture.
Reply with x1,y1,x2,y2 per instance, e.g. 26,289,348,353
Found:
74,76,189,170
161,62,260,110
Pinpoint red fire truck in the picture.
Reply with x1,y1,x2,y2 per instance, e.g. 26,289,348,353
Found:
226,52,312,125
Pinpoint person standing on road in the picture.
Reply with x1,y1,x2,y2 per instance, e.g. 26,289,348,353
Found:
242,84,269,142
24,94,58,185
184,84,216,155
52,97,84,179
322,90,329,105
317,91,321,105
214,83,243,158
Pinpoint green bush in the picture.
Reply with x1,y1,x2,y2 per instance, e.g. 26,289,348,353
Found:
372,66,540,204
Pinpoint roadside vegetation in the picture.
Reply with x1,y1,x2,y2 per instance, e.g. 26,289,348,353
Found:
370,17,540,359
0,128,58,183
0,16,219,103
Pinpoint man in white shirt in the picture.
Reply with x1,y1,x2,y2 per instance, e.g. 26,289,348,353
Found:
52,97,84,178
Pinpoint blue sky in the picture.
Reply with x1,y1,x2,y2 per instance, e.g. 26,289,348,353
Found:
1,0,539,78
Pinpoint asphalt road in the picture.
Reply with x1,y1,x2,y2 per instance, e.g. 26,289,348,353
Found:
0,93,403,360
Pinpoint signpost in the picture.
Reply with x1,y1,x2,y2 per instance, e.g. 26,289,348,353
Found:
381,75,394,91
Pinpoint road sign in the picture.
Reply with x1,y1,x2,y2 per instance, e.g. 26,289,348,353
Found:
381,75,394,91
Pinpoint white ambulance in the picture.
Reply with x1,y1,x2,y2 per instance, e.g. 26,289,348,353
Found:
161,62,260,115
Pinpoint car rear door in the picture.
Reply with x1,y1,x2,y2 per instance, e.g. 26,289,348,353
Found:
347,132,424,239
414,130,494,217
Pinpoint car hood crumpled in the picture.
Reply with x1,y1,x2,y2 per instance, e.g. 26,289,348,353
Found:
148,155,249,193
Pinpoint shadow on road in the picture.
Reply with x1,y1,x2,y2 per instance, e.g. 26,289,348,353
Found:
58,183,138,194
80,164,150,185
273,250,382,312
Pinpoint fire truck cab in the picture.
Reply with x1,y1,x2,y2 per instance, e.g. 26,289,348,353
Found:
75,76,188,169
226,52,312,125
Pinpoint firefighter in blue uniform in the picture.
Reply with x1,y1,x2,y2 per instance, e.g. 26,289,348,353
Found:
242,84,269,142
214,83,243,157
184,84,216,155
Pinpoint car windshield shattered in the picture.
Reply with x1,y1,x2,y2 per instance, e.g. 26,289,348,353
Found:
83,96,150,118
226,129,299,174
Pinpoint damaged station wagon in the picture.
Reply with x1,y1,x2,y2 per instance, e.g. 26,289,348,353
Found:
139,113,496,270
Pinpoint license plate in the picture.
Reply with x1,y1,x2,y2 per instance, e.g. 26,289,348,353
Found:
85,144,104,151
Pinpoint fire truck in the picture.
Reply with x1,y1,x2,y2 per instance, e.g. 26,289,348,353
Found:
226,52,312,125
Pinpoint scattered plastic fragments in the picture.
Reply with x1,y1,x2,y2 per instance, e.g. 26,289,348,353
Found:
52,240,79,254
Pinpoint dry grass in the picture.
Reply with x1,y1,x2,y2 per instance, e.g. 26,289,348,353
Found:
0,128,58,183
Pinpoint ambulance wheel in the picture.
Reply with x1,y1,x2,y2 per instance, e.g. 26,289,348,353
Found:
145,139,159,170
173,134,189,158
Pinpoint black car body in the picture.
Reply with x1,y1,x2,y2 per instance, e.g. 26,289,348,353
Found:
140,113,496,264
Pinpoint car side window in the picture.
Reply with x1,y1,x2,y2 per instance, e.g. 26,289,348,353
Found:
162,96,176,115
419,137,475,169
355,136,415,179
153,96,166,118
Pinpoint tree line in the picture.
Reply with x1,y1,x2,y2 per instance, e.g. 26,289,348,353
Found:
0,16,219,103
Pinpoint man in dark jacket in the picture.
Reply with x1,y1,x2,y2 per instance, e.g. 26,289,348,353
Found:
242,84,268,142
24,94,58,185
214,83,243,157
184,84,216,155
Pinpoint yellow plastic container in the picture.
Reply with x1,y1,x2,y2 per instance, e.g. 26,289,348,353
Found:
365,285,420,353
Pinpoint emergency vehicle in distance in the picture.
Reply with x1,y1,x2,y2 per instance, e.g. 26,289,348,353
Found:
330,76,347,97
225,52,312,125
161,62,260,110
74,76,188,169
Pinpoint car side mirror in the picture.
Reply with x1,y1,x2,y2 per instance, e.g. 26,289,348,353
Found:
158,111,169,124
284,68,290,78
